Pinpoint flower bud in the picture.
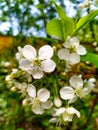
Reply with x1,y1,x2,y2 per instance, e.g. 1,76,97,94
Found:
27,76,32,83
54,97,62,107
10,87,17,92
5,75,11,81
22,99,29,107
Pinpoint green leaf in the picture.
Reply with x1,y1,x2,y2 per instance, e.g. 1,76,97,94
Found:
81,52,98,67
54,2,75,35
54,2,66,19
46,18,75,41
60,18,75,40
73,10,98,35
46,19,64,40
46,3,75,41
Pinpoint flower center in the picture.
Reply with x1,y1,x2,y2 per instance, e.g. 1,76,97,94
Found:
69,45,76,53
75,89,83,98
33,58,41,66
32,97,40,108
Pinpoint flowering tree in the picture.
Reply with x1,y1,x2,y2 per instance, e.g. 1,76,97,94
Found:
2,2,98,130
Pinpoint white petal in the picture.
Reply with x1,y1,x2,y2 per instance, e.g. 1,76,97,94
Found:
89,78,96,83
32,104,44,114
41,59,56,73
63,36,79,49
57,48,70,60
49,118,58,123
16,52,23,61
5,75,11,81
19,59,32,70
66,107,80,118
76,45,87,55
31,67,44,79
70,37,79,48
68,95,78,104
69,53,80,64
60,86,75,100
56,107,66,116
70,76,83,89
75,110,81,118
51,108,58,116
37,88,50,102
41,100,53,109
63,36,71,48
82,88,89,96
39,45,53,59
16,46,23,60
27,84,36,98
22,45,36,61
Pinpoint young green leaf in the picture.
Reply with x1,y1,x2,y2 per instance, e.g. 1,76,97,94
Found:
54,2,75,34
46,18,75,41
46,3,75,41
46,19,64,40
81,52,98,68
73,10,98,35
54,2,66,19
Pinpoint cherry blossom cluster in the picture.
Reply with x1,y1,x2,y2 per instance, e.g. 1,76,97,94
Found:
5,36,96,125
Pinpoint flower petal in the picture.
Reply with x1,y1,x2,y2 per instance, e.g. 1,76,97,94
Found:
63,36,79,49
27,84,36,98
68,95,78,104
41,59,56,73
76,45,87,55
60,86,75,100
66,107,80,118
69,53,80,64
19,59,32,70
22,45,36,61
37,88,50,102
56,107,66,116
70,76,83,89
32,104,44,114
31,67,44,79
51,108,57,116
49,118,58,123
39,45,53,59
63,36,71,48
16,47,23,60
57,48,70,60
41,100,53,109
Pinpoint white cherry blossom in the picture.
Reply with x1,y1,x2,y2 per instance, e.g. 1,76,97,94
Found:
50,107,80,123
16,45,56,79
60,75,94,103
27,84,53,114
83,78,96,95
58,36,87,65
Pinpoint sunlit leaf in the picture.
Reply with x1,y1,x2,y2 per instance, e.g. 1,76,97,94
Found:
73,10,98,35
81,52,98,67
54,2,67,19
46,19,64,40
54,2,75,36
46,18,75,41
